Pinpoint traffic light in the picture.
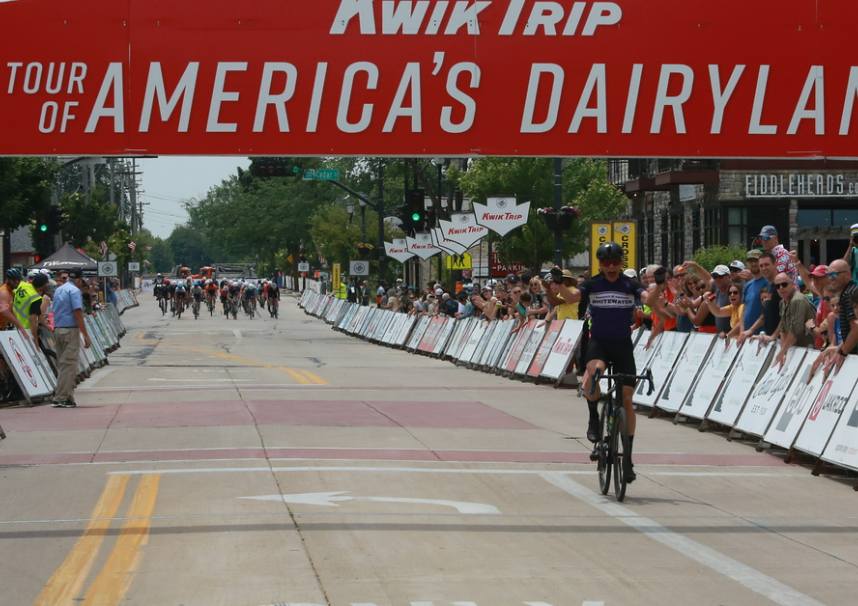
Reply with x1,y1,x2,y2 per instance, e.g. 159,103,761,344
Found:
249,157,303,178
402,188,425,232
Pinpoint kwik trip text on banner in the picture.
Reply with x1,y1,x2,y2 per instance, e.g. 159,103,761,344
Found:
2,0,858,157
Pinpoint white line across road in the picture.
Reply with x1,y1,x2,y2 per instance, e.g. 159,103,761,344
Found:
540,472,826,606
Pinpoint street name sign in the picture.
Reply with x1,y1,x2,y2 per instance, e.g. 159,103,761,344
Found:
302,168,340,181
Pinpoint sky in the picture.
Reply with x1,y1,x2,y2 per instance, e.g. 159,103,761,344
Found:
139,157,250,238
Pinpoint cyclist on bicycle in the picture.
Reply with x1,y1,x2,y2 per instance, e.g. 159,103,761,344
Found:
267,280,280,316
174,281,187,315
242,281,258,313
554,242,663,483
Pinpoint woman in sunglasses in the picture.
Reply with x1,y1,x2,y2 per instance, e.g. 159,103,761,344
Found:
703,283,745,339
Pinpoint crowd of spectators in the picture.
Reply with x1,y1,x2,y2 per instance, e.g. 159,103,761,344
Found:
375,222,858,367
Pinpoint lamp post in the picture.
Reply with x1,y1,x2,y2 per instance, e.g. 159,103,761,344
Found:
431,158,446,284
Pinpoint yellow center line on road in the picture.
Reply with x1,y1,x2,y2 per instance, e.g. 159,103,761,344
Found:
33,475,130,606
80,474,161,606
131,332,328,385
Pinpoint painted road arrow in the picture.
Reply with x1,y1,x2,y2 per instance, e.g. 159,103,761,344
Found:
241,492,500,515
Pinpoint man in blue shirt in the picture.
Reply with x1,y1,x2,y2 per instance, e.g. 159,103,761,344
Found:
742,250,767,334
51,269,91,408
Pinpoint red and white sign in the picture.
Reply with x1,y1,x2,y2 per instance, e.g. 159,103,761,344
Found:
384,238,414,263
2,0,857,157
490,252,527,278
430,228,468,255
474,198,531,236
440,214,488,248
407,233,441,260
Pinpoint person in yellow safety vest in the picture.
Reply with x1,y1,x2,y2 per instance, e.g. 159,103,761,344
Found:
14,273,48,348
337,281,348,300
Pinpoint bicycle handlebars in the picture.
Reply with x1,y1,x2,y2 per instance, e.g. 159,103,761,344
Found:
588,367,655,396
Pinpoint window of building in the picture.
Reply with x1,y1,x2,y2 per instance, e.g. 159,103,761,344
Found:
704,208,721,246
646,212,655,264
726,207,747,246
692,207,702,253
671,213,684,266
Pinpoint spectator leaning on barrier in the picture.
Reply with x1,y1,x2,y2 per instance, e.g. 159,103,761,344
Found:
1,269,26,332
761,273,816,365
704,282,744,339
51,269,91,408
757,224,798,282
741,250,767,334
13,270,45,347
739,252,781,344
827,259,858,354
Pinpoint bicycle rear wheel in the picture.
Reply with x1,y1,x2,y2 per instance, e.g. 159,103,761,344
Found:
613,407,628,502
597,402,611,495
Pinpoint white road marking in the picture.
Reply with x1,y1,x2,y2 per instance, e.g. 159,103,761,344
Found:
540,472,826,606
242,492,501,515
107,464,803,478
233,329,243,339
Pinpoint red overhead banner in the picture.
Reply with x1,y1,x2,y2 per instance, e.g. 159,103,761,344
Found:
1,0,858,157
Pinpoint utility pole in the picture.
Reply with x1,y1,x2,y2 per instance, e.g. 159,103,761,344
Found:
130,158,138,236
376,160,387,279
553,157,563,267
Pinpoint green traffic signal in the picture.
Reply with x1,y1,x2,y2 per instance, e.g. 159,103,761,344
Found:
411,212,422,221
39,224,48,233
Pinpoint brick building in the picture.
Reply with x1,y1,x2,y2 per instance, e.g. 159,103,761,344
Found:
609,159,858,268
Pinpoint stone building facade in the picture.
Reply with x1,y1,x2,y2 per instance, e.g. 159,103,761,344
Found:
611,159,858,269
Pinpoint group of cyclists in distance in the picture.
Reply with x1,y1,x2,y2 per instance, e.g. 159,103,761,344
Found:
152,273,280,320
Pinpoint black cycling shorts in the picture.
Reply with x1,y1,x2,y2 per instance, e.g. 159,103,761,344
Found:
585,337,636,387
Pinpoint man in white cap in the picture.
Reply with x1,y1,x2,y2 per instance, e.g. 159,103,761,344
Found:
842,223,858,282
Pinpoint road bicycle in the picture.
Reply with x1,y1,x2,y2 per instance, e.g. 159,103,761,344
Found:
192,297,201,320
227,296,239,320
267,296,279,319
588,365,654,502
243,296,256,320
175,295,185,319
158,295,167,316
206,294,216,316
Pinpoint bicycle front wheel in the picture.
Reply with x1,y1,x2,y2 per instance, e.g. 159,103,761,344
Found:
613,407,628,502
597,402,612,496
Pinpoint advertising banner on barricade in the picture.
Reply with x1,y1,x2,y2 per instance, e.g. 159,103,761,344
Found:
447,318,473,360
541,320,585,380
419,317,447,353
433,319,457,355
487,320,517,369
528,320,564,378
764,360,828,450
407,316,432,351
459,321,488,364
1,331,54,402
502,320,536,373
394,315,418,347
707,341,774,428
793,356,858,457
471,321,498,367
444,318,471,359
820,371,858,472
678,338,741,420
657,333,716,413
734,346,808,437
515,322,546,376
631,331,661,381
477,320,503,367
634,331,688,408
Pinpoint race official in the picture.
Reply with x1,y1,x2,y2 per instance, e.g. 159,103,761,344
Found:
51,269,91,408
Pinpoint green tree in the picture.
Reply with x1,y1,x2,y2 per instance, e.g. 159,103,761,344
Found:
59,190,120,248
167,225,212,271
148,238,175,274
459,158,627,271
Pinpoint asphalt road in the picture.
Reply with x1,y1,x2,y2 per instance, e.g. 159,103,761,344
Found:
1,293,857,606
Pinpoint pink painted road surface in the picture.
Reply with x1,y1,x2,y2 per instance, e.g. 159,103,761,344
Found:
0,399,536,432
